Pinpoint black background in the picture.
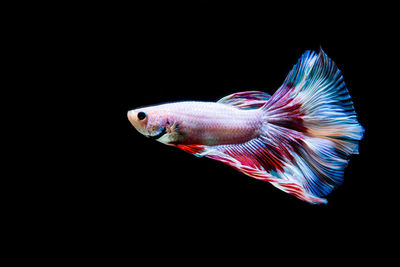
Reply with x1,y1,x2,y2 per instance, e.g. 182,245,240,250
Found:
22,2,394,262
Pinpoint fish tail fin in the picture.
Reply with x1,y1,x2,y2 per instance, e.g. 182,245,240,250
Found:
259,49,364,202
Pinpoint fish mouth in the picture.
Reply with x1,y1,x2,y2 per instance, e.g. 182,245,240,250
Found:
148,127,167,140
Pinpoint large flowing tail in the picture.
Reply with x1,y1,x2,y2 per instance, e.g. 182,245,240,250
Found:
175,49,364,204
258,49,364,203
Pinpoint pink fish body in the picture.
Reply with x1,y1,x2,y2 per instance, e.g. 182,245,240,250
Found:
128,50,364,204
129,101,262,145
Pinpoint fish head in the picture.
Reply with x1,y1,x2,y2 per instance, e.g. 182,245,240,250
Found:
127,105,183,144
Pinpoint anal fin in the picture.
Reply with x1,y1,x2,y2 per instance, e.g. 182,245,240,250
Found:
174,137,328,204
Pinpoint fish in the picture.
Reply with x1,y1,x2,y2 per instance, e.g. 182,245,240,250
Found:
127,49,364,204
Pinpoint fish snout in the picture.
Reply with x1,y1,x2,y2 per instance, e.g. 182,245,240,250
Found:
128,110,150,136
127,110,138,124
127,110,144,131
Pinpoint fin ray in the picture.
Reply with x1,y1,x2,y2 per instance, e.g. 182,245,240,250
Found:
217,91,270,109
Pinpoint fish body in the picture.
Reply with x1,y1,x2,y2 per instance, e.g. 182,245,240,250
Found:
128,50,364,204
129,101,262,145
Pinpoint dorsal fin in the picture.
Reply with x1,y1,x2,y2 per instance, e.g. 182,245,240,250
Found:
217,91,270,109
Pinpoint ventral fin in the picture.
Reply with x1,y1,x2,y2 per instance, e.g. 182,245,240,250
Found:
217,91,271,109
175,144,205,156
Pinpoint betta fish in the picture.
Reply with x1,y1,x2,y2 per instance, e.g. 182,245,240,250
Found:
127,50,364,204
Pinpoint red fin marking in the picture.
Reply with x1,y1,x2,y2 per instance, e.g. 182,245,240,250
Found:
265,88,307,133
211,138,288,173
175,144,205,154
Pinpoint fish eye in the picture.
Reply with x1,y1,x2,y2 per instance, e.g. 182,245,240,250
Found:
137,111,147,121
